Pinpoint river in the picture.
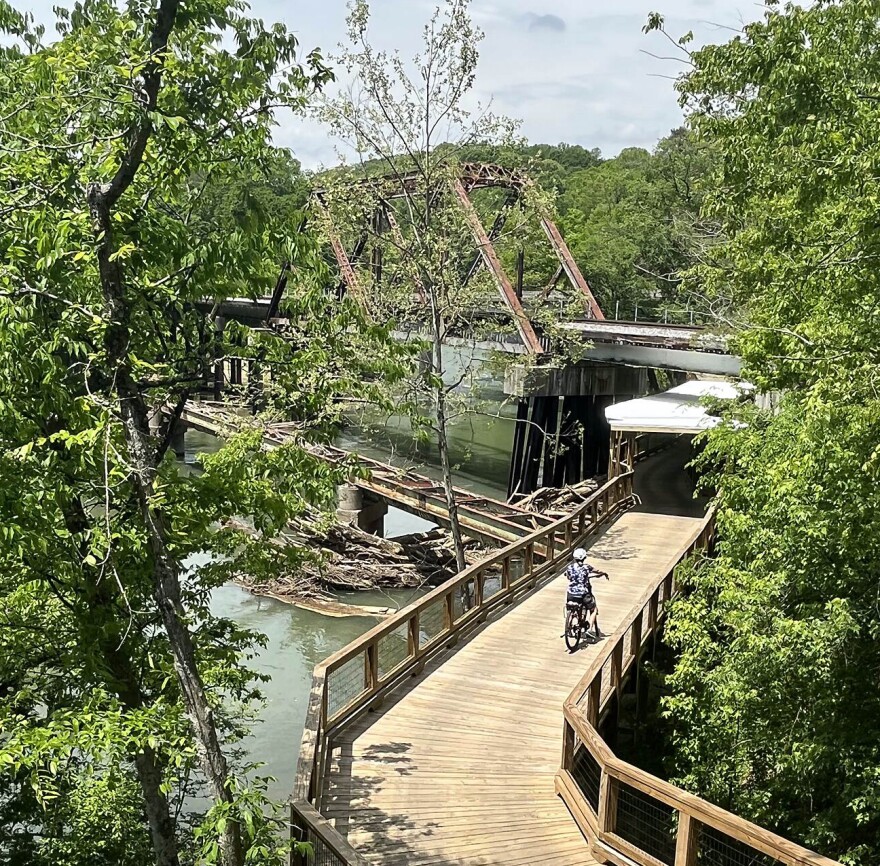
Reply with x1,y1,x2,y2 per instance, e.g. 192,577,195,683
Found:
185,387,515,802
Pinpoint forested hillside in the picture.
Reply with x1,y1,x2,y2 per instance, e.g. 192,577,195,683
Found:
652,2,880,861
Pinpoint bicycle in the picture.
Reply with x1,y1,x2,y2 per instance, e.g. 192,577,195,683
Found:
563,572,608,653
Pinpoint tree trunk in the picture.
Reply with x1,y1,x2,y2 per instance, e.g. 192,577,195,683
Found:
119,381,245,866
88,186,245,866
62,492,182,866
430,311,467,573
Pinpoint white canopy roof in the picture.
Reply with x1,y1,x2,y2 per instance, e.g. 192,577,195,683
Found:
605,380,748,434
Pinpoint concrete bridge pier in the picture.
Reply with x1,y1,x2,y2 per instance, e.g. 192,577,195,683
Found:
505,362,647,500
149,406,187,460
169,423,187,460
336,483,388,536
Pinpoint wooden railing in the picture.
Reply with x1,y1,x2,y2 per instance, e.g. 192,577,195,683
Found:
557,512,843,866
289,471,637,862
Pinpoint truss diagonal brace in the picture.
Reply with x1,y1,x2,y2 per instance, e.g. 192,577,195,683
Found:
452,179,545,355
314,195,364,302
540,216,605,320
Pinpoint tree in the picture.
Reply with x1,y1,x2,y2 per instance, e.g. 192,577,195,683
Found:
555,131,713,320
0,1,406,864
316,0,564,571
647,2,880,861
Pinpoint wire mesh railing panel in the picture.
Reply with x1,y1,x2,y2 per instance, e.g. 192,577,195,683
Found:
507,553,525,583
377,623,410,680
571,745,602,814
622,625,634,668
326,655,366,720
303,832,347,866
697,825,783,866
453,580,475,622
418,599,446,646
614,781,678,866
481,573,503,602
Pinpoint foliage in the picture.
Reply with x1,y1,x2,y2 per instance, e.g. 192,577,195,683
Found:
556,130,715,320
653,2,880,861
0,0,407,864
315,0,566,569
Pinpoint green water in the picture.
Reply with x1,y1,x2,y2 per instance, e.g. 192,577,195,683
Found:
183,400,511,803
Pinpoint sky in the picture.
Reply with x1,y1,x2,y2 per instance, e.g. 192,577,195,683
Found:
254,0,763,169
23,0,763,169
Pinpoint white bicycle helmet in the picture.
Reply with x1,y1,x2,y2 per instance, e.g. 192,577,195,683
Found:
573,548,587,561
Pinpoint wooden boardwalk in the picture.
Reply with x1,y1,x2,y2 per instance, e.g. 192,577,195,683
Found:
323,512,703,865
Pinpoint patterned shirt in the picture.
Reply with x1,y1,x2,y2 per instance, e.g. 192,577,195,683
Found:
566,561,596,596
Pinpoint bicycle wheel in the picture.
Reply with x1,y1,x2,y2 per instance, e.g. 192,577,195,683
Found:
564,608,583,652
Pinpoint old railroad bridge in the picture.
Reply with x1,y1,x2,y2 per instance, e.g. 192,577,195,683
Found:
204,162,737,502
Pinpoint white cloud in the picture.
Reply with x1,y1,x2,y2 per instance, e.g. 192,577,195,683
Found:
18,0,763,167
260,0,762,167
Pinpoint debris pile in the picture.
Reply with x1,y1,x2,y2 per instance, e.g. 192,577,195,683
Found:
516,476,602,520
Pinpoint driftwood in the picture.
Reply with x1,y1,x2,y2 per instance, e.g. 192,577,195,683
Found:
517,476,602,520
223,513,487,609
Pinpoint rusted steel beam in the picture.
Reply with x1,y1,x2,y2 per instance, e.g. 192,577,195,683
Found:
314,196,363,301
312,162,529,201
540,216,605,320
461,187,520,288
452,178,544,356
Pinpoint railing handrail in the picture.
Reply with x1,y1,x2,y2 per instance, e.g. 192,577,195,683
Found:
289,798,370,866
557,510,843,866
291,469,637,858
319,473,623,674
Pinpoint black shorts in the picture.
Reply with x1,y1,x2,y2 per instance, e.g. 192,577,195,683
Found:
567,591,595,611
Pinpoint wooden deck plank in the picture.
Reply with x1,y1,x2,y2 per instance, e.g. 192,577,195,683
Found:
324,512,702,865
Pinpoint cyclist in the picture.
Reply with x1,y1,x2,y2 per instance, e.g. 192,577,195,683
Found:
565,548,608,638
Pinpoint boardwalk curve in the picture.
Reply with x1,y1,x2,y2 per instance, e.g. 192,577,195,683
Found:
322,512,703,865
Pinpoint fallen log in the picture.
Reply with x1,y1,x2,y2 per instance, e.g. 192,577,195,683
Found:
516,476,602,519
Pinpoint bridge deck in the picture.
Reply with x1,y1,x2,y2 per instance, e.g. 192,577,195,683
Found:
323,511,703,865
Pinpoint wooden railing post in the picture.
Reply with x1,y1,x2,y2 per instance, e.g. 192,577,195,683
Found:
630,614,643,662
674,813,699,866
598,772,618,834
365,643,379,700
611,641,624,699
587,677,601,726
561,717,575,771
444,591,457,646
408,612,419,655
502,556,511,592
